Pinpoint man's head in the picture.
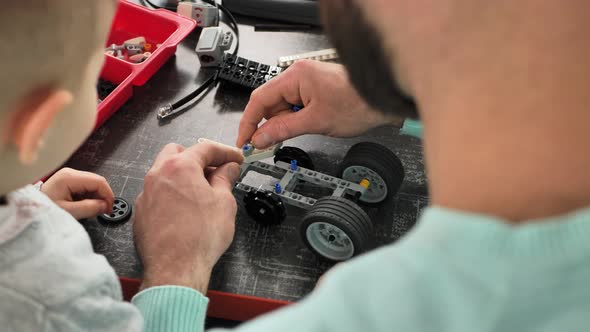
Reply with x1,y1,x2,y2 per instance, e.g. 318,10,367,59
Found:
320,0,590,220
320,0,418,119
0,1,116,194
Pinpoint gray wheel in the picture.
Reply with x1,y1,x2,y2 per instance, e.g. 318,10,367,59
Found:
338,142,405,205
306,222,355,260
301,197,372,261
342,166,388,203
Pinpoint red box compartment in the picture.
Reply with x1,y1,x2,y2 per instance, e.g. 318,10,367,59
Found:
96,0,196,128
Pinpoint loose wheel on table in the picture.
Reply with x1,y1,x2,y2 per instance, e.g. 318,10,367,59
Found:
98,197,132,223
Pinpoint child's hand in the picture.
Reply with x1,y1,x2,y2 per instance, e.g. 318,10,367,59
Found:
41,168,115,219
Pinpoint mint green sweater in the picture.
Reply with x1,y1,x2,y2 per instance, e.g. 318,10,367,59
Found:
2,185,589,331
133,206,590,332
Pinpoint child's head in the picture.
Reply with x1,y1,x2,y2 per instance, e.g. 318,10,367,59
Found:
0,1,116,195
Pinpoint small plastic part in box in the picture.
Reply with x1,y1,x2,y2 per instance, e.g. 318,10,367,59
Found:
95,0,196,129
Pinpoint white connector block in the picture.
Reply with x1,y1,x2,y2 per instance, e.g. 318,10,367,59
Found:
277,48,339,67
195,27,233,67
177,1,219,27
243,143,283,163
194,138,282,164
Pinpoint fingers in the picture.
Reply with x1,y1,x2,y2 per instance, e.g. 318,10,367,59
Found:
59,199,108,220
237,63,309,147
237,98,291,148
62,170,115,210
152,143,185,169
208,162,241,191
185,140,244,170
250,106,320,148
204,166,216,178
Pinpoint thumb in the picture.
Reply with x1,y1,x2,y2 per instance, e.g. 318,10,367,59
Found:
251,107,317,148
59,199,108,220
209,162,241,191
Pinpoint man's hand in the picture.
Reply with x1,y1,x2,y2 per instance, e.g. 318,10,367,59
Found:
237,60,402,149
133,141,244,294
41,168,114,219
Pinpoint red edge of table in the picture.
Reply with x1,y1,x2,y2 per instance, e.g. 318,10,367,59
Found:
120,277,292,321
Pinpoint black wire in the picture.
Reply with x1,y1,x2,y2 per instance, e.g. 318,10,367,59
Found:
141,0,176,10
141,0,239,55
171,75,216,109
142,0,241,109
220,3,240,55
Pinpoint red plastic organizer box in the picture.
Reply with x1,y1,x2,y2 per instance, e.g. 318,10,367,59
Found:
96,0,195,128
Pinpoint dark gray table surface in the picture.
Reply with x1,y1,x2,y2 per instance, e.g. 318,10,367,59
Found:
66,13,428,302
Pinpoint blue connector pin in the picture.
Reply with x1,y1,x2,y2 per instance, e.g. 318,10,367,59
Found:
291,105,303,112
274,183,282,194
290,160,298,171
242,143,253,157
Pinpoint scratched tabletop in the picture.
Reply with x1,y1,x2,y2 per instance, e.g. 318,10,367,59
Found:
65,13,428,302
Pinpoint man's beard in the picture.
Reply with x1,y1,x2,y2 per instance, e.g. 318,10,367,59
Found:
320,0,418,119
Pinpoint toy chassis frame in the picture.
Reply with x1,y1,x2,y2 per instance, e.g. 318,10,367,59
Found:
234,160,367,210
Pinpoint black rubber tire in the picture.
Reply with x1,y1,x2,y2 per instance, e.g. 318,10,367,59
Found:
301,197,373,261
98,197,132,223
337,142,405,205
274,146,315,170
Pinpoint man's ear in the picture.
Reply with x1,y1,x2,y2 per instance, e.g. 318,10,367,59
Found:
4,88,73,165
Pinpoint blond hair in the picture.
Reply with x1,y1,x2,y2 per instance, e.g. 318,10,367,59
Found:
0,1,110,119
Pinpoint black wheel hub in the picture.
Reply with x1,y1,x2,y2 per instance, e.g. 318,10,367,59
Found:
243,190,286,226
274,146,315,170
